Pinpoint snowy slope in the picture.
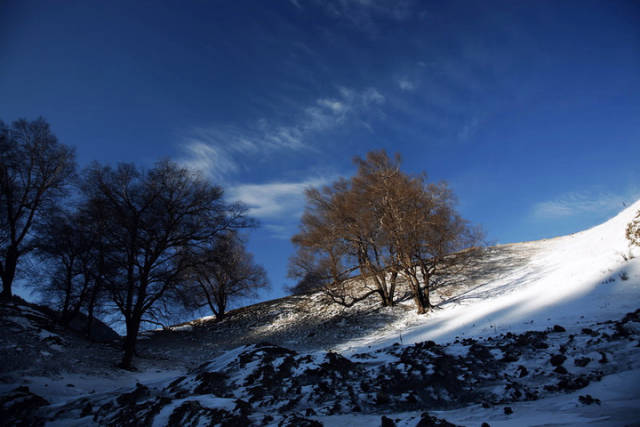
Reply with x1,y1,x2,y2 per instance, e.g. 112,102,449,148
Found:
134,202,639,364
2,201,639,426
336,200,640,355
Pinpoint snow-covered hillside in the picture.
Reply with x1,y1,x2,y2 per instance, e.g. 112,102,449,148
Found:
1,201,639,426
336,200,640,355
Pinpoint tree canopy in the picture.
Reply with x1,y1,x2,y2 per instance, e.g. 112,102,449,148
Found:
0,118,76,299
290,150,483,313
81,160,254,368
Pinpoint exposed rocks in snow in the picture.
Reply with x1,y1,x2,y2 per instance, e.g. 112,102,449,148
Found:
12,307,636,425
0,386,49,426
578,394,601,405
2,202,640,425
415,411,459,426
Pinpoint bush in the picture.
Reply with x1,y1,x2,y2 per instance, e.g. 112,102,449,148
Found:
626,209,640,248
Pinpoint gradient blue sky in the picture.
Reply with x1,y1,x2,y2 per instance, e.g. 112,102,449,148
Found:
2,0,639,302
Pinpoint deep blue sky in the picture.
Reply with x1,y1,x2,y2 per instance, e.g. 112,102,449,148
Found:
2,0,639,302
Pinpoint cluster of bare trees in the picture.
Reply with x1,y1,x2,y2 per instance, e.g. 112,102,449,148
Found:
1,118,268,369
289,151,482,314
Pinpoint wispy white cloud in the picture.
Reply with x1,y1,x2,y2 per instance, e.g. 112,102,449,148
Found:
228,177,332,219
317,98,347,114
532,191,635,219
362,87,385,105
397,77,416,91
319,0,416,33
179,142,238,182
179,86,385,180
457,116,481,141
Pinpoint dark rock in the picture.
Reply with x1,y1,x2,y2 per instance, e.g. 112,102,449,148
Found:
574,357,590,367
517,365,528,378
381,415,396,427
375,391,390,406
578,394,601,405
481,423,490,427
279,415,323,426
322,351,357,375
516,331,549,349
116,383,150,405
557,375,590,391
167,400,230,426
415,412,458,426
194,371,229,396
621,308,640,324
503,407,513,415
81,402,93,417
552,325,566,333
234,399,252,416
550,354,567,367
554,366,568,374
468,343,494,361
501,350,520,362
598,352,608,364
0,386,49,426
581,328,597,337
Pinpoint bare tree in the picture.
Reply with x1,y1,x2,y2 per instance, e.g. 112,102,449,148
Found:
182,231,268,321
289,180,384,307
290,150,482,314
0,118,75,299
34,202,111,337
82,160,252,369
35,209,92,325
388,181,483,313
627,209,640,248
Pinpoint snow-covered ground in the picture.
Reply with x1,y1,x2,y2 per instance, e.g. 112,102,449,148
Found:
313,368,640,426
1,201,639,426
337,200,640,356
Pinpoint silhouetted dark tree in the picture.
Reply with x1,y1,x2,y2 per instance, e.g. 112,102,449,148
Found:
290,150,483,314
182,231,268,321
36,209,93,326
0,118,76,299
82,160,251,369
34,203,111,337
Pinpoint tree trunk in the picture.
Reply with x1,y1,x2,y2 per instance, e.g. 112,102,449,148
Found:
86,302,95,341
120,316,141,370
378,287,393,307
86,280,99,340
60,263,75,326
388,271,397,306
423,285,431,311
408,276,426,314
1,245,18,299
413,288,431,314
407,269,431,315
